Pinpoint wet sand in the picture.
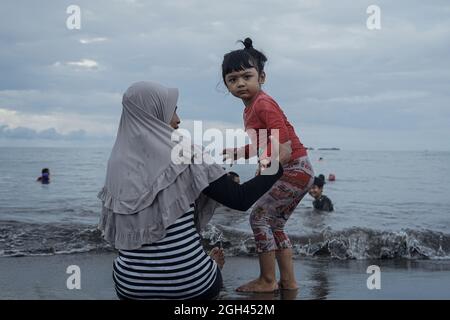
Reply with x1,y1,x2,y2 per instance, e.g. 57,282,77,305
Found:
0,252,449,300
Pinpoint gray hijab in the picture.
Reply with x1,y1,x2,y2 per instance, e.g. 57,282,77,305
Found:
98,81,226,250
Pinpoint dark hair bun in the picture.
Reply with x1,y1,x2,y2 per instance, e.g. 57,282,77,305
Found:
314,175,325,188
243,37,253,49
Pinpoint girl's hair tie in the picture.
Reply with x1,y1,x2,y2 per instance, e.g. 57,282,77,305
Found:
242,37,253,49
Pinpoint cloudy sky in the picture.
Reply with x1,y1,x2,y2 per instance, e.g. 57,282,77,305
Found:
0,0,449,150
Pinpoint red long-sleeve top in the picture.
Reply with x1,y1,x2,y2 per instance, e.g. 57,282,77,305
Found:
243,91,307,161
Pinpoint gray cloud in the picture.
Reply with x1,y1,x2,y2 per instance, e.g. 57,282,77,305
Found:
0,0,449,150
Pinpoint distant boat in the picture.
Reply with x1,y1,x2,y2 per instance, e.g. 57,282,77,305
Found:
317,148,340,151
306,147,315,150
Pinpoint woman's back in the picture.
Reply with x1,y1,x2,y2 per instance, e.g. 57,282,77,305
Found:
113,211,218,300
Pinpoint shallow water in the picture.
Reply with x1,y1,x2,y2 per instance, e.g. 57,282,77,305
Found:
0,147,449,259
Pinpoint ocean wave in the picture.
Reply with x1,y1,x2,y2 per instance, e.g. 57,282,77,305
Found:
1,221,449,260
0,221,113,257
201,225,450,260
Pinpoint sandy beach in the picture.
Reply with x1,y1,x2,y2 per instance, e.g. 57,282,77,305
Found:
0,252,449,300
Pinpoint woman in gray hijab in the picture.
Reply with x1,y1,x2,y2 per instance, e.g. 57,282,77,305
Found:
98,81,292,300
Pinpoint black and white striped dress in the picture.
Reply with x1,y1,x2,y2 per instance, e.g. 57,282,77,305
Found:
111,166,284,300
113,211,218,300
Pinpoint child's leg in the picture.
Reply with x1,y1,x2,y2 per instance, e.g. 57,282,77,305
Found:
270,200,301,290
236,157,314,293
275,248,297,289
236,205,279,292
271,157,314,289
236,250,278,292
236,180,304,292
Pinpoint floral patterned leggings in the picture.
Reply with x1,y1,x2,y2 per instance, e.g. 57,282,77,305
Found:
250,156,314,253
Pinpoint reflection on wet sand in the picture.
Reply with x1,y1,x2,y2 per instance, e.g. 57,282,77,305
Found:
232,288,300,300
309,261,330,300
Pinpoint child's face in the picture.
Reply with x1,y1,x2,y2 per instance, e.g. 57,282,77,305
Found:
224,67,265,104
309,185,323,199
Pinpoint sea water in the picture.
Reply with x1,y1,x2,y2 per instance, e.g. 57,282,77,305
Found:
0,147,449,259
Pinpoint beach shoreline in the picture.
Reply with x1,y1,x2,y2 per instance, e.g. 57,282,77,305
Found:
0,252,449,300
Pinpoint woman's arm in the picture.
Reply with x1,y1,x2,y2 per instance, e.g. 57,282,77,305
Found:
202,162,283,211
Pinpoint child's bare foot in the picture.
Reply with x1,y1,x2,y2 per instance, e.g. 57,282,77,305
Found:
278,280,299,290
236,278,279,293
209,247,225,270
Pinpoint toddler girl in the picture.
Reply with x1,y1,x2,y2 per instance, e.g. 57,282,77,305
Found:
222,38,314,292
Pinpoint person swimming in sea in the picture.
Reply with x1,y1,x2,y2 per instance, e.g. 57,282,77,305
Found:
309,174,334,212
37,168,50,184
